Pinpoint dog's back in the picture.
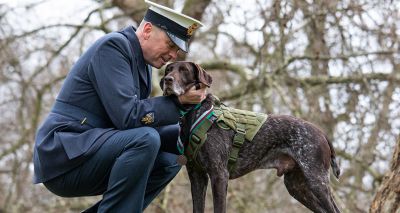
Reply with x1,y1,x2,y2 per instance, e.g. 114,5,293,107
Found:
202,114,339,179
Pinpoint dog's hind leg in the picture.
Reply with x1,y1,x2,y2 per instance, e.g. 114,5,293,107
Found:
187,167,209,213
284,169,341,213
306,174,341,213
209,169,229,213
284,168,323,212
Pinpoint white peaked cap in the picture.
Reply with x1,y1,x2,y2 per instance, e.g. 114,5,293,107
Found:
144,0,204,52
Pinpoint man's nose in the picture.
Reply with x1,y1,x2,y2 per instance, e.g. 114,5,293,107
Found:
169,49,178,60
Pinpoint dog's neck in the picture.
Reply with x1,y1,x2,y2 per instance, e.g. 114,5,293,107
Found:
178,94,215,146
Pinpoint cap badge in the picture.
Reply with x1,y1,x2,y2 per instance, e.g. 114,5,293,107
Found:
141,112,155,125
187,23,199,36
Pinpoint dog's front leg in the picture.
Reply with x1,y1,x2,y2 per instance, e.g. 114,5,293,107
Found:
209,169,229,213
187,167,209,213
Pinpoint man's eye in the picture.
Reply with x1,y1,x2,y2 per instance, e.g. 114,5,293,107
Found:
169,43,175,49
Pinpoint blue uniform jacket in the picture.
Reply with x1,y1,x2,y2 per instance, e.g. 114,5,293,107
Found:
33,26,180,184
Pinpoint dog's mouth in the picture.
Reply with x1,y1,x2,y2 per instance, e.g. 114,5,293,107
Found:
163,83,185,96
163,87,176,96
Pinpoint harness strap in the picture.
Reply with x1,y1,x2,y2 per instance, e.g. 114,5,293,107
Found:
181,102,251,173
228,122,246,173
185,111,216,171
177,104,205,155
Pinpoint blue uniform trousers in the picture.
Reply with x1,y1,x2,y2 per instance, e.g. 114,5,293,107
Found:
44,125,181,212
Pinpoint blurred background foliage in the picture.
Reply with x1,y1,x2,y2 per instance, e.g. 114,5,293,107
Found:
0,0,399,212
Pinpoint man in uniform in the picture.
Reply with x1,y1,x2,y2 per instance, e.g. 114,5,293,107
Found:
32,1,206,212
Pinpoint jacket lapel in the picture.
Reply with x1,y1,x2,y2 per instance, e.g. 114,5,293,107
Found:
119,26,152,98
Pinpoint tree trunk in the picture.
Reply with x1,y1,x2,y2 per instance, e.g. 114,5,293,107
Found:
369,137,400,213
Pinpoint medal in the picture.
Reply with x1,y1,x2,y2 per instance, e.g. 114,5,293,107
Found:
177,155,187,166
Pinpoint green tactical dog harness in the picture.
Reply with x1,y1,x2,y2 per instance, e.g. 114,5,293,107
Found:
183,97,268,172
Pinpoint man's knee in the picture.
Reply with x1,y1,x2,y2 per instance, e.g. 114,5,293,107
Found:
152,152,181,176
164,161,180,178
125,127,161,155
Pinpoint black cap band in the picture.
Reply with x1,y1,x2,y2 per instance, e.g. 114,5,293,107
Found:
144,9,189,41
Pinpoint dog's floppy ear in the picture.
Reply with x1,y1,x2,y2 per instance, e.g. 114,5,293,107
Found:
159,77,164,90
159,68,166,90
192,62,212,87
159,63,172,90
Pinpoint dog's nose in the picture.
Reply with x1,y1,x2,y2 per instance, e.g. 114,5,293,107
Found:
164,76,174,83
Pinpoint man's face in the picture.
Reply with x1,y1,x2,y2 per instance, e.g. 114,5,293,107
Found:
142,24,180,69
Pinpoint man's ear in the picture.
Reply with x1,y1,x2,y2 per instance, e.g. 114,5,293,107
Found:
192,63,212,87
142,22,153,40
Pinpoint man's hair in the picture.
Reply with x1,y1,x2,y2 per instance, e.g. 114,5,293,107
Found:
137,20,147,29
137,20,163,34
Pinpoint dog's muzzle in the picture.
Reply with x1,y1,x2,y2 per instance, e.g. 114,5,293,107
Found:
162,77,185,96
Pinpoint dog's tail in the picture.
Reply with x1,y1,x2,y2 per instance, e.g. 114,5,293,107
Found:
326,136,341,179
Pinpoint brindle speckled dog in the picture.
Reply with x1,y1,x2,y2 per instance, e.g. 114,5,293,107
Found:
161,61,341,213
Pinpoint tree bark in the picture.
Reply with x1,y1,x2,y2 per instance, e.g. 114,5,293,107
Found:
370,137,400,213
111,0,149,24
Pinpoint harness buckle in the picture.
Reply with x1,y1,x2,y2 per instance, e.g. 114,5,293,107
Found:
233,125,246,148
236,127,246,135
232,135,244,148
228,155,237,164
191,134,201,144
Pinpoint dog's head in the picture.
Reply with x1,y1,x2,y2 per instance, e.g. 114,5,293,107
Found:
160,61,212,96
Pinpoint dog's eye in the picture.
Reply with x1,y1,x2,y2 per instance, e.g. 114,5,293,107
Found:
164,67,172,75
179,66,188,72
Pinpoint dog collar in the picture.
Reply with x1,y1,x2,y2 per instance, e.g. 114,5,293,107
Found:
179,103,201,117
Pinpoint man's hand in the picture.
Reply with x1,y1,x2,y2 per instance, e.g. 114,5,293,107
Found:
178,85,207,104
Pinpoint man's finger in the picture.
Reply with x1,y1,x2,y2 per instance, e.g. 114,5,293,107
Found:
188,86,197,91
